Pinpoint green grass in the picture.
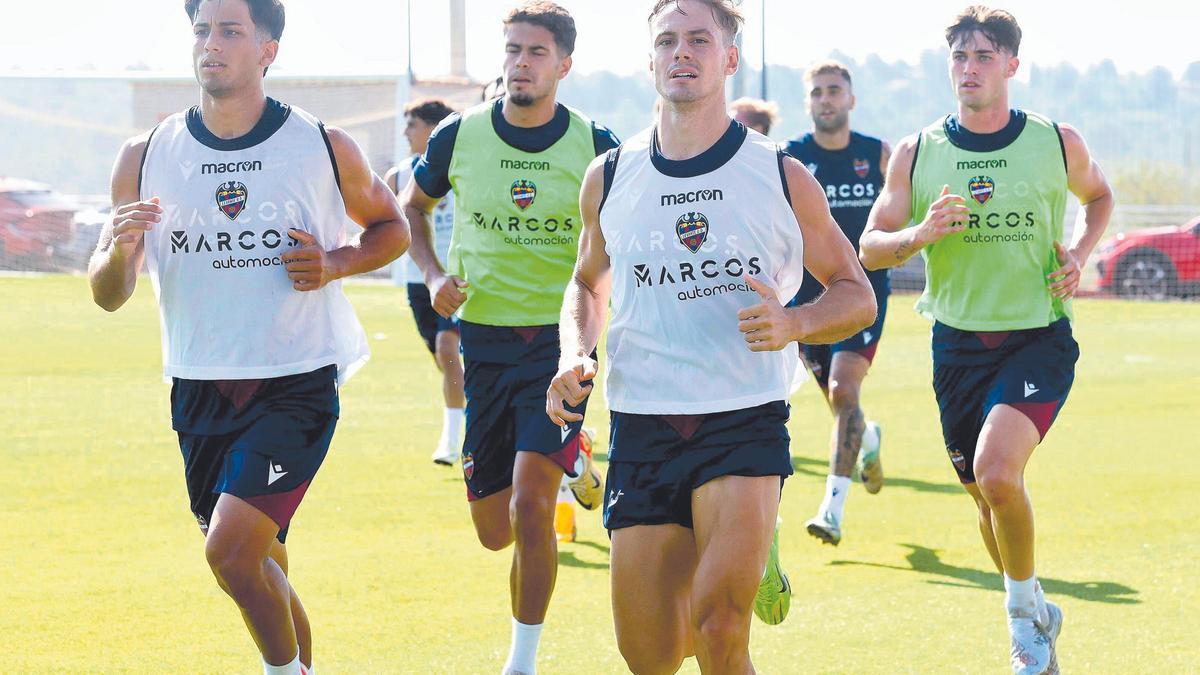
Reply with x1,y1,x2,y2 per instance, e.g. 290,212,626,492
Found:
2,275,1197,673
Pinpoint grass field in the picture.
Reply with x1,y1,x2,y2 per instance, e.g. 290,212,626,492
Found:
2,275,1198,673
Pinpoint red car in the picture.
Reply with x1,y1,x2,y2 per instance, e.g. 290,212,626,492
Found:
1095,216,1200,299
0,178,77,271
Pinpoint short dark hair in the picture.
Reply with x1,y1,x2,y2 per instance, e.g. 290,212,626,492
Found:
404,98,456,126
504,2,577,56
729,97,778,134
805,60,853,90
648,0,745,44
945,6,1021,56
184,0,286,41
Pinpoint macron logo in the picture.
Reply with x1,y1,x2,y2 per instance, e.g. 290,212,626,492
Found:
560,424,572,444
267,462,288,485
1023,381,1039,398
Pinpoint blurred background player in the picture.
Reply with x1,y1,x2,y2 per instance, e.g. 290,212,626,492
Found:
399,3,616,673
784,61,891,546
88,1,409,673
860,6,1112,673
548,1,875,671
385,98,464,466
729,96,778,136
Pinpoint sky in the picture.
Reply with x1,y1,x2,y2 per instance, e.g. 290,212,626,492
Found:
0,1,1195,80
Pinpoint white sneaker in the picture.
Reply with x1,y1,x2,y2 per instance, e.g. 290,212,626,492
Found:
1038,601,1063,675
804,510,841,546
1009,612,1054,674
431,439,458,466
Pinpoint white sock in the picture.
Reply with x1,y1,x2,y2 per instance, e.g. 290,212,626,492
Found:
861,420,880,452
1004,573,1040,619
503,618,543,674
442,407,464,447
556,479,573,503
263,652,301,675
819,475,852,521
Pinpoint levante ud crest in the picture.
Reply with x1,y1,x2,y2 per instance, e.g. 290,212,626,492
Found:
968,175,995,205
853,158,870,179
676,211,709,253
510,180,537,210
216,181,248,220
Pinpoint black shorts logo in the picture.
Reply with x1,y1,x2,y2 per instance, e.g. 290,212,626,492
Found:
216,181,249,220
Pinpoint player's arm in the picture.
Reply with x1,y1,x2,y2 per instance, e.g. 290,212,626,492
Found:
89,132,160,312
400,177,465,318
1046,124,1114,299
739,155,876,349
284,127,410,292
384,166,400,196
547,155,612,426
859,135,969,270
879,140,893,183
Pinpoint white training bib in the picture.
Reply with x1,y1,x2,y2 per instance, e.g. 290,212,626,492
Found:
390,155,455,286
601,123,805,414
140,100,369,385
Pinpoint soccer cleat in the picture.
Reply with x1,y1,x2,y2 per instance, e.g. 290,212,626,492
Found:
1038,601,1063,675
753,517,791,625
568,428,603,510
431,439,459,466
805,510,842,546
1009,612,1054,675
856,421,884,494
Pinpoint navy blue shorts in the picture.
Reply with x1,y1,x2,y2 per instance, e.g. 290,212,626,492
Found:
459,322,589,501
173,365,339,543
603,401,793,531
932,318,1078,484
407,282,459,354
791,284,889,391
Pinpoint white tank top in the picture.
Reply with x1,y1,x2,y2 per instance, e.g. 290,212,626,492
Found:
140,100,369,385
601,122,805,414
390,155,455,285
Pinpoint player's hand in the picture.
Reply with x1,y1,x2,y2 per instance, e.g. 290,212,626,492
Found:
1047,240,1082,300
914,185,969,245
110,197,161,258
546,356,596,427
428,273,469,318
284,229,334,291
738,275,796,351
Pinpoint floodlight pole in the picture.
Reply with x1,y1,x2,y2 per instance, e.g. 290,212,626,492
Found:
760,0,767,100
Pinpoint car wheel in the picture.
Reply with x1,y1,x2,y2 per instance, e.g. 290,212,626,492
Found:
1113,249,1177,300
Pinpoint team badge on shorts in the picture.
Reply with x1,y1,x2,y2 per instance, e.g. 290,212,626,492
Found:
947,447,967,472
462,452,475,479
968,176,995,205
675,211,710,253
215,181,249,220
853,158,870,178
510,180,537,210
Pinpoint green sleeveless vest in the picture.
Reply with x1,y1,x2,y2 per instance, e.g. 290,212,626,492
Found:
447,102,595,326
910,111,1070,330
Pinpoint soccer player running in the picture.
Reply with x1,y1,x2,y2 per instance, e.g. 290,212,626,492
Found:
859,7,1112,674
87,1,408,674
399,3,614,673
784,61,891,546
385,98,465,466
547,1,875,672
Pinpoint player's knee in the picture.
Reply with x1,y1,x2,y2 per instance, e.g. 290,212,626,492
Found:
205,541,260,597
619,645,684,675
509,489,555,537
693,604,748,654
475,525,513,551
975,467,1024,508
828,379,861,413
